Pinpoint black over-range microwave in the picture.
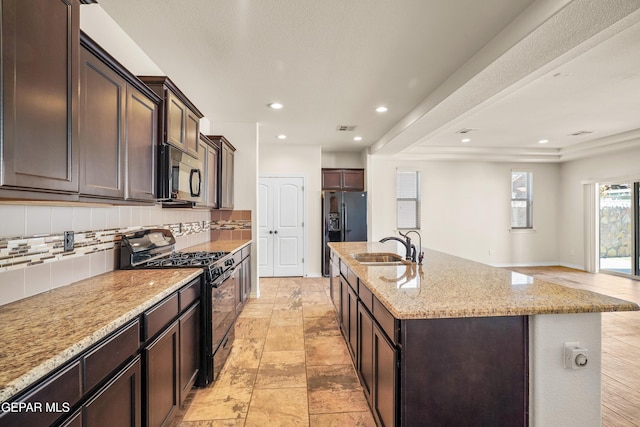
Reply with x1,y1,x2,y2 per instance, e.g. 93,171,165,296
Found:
158,144,204,207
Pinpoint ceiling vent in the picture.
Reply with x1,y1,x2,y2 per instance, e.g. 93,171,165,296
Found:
570,130,594,136
456,128,478,134
336,125,357,132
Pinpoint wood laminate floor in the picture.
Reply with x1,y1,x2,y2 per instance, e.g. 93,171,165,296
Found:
171,269,640,426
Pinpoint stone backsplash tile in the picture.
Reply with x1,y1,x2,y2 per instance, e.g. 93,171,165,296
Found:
0,220,213,274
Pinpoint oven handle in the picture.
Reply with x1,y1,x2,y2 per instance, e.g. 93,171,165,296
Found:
212,265,240,287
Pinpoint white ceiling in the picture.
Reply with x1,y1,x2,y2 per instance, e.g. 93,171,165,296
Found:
96,0,640,161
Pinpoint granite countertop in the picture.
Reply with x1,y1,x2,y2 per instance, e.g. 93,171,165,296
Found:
0,239,251,403
329,241,639,320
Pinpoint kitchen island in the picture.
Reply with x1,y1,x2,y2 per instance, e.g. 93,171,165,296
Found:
328,241,638,427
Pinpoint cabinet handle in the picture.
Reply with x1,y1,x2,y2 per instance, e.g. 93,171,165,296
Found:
274,230,278,234
269,230,273,234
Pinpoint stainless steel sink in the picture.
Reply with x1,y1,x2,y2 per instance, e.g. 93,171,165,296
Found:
352,252,408,265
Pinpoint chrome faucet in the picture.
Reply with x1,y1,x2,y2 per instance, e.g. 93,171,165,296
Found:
379,233,416,262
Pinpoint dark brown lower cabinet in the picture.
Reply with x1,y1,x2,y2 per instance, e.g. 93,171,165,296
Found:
358,303,397,427
336,269,528,427
84,356,142,427
145,321,179,427
339,275,358,360
179,302,200,405
400,317,527,426
59,410,82,427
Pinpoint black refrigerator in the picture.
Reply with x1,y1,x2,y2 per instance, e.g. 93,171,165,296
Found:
322,191,367,276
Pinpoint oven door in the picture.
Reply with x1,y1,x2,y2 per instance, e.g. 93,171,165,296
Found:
211,267,238,353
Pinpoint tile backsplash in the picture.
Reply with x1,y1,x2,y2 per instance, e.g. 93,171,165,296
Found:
0,204,251,306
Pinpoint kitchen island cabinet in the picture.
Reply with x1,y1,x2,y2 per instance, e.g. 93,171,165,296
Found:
329,241,639,427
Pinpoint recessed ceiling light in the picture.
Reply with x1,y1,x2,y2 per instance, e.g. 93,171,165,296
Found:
461,138,471,143
353,136,362,141
268,102,283,110
538,139,549,144
375,106,388,113
277,134,287,140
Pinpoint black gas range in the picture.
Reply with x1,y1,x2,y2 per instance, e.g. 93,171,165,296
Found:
120,228,238,386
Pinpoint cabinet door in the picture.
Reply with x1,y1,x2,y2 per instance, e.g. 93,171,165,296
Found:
322,169,342,190
206,143,219,208
220,142,235,209
126,86,157,201
179,302,200,405
1,0,79,193
233,264,243,313
342,169,365,191
242,255,251,302
373,323,397,427
145,321,179,427
166,91,186,151
79,46,125,198
347,283,358,361
185,109,200,158
339,276,348,337
198,138,209,206
358,303,374,404
84,356,142,427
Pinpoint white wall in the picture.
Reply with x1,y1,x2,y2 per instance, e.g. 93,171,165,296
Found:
80,5,163,75
369,156,561,266
321,151,366,169
558,143,640,269
260,144,322,276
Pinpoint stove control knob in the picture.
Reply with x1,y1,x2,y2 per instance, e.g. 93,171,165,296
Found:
225,259,235,266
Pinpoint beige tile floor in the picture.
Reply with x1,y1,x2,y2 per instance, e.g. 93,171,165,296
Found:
171,277,376,427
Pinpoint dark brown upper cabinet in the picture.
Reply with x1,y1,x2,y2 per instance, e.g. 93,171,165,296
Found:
138,76,204,159
0,0,80,196
207,135,235,210
199,134,220,209
79,33,160,203
322,168,365,191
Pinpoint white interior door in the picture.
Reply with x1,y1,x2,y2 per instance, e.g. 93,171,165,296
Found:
258,176,305,277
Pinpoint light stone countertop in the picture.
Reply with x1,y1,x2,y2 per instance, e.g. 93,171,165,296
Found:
329,241,639,320
0,239,250,403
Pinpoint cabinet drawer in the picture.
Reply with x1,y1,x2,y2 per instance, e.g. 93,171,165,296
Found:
346,268,358,293
373,297,398,345
241,244,250,260
143,293,179,341
232,250,242,266
84,320,140,392
179,278,201,311
359,283,373,313
0,361,82,427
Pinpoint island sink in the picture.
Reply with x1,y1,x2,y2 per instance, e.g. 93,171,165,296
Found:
351,252,408,265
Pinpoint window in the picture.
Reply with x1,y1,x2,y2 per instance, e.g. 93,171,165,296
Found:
397,170,420,229
511,170,532,228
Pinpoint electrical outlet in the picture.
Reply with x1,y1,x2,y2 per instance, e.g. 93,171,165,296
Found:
63,231,74,252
